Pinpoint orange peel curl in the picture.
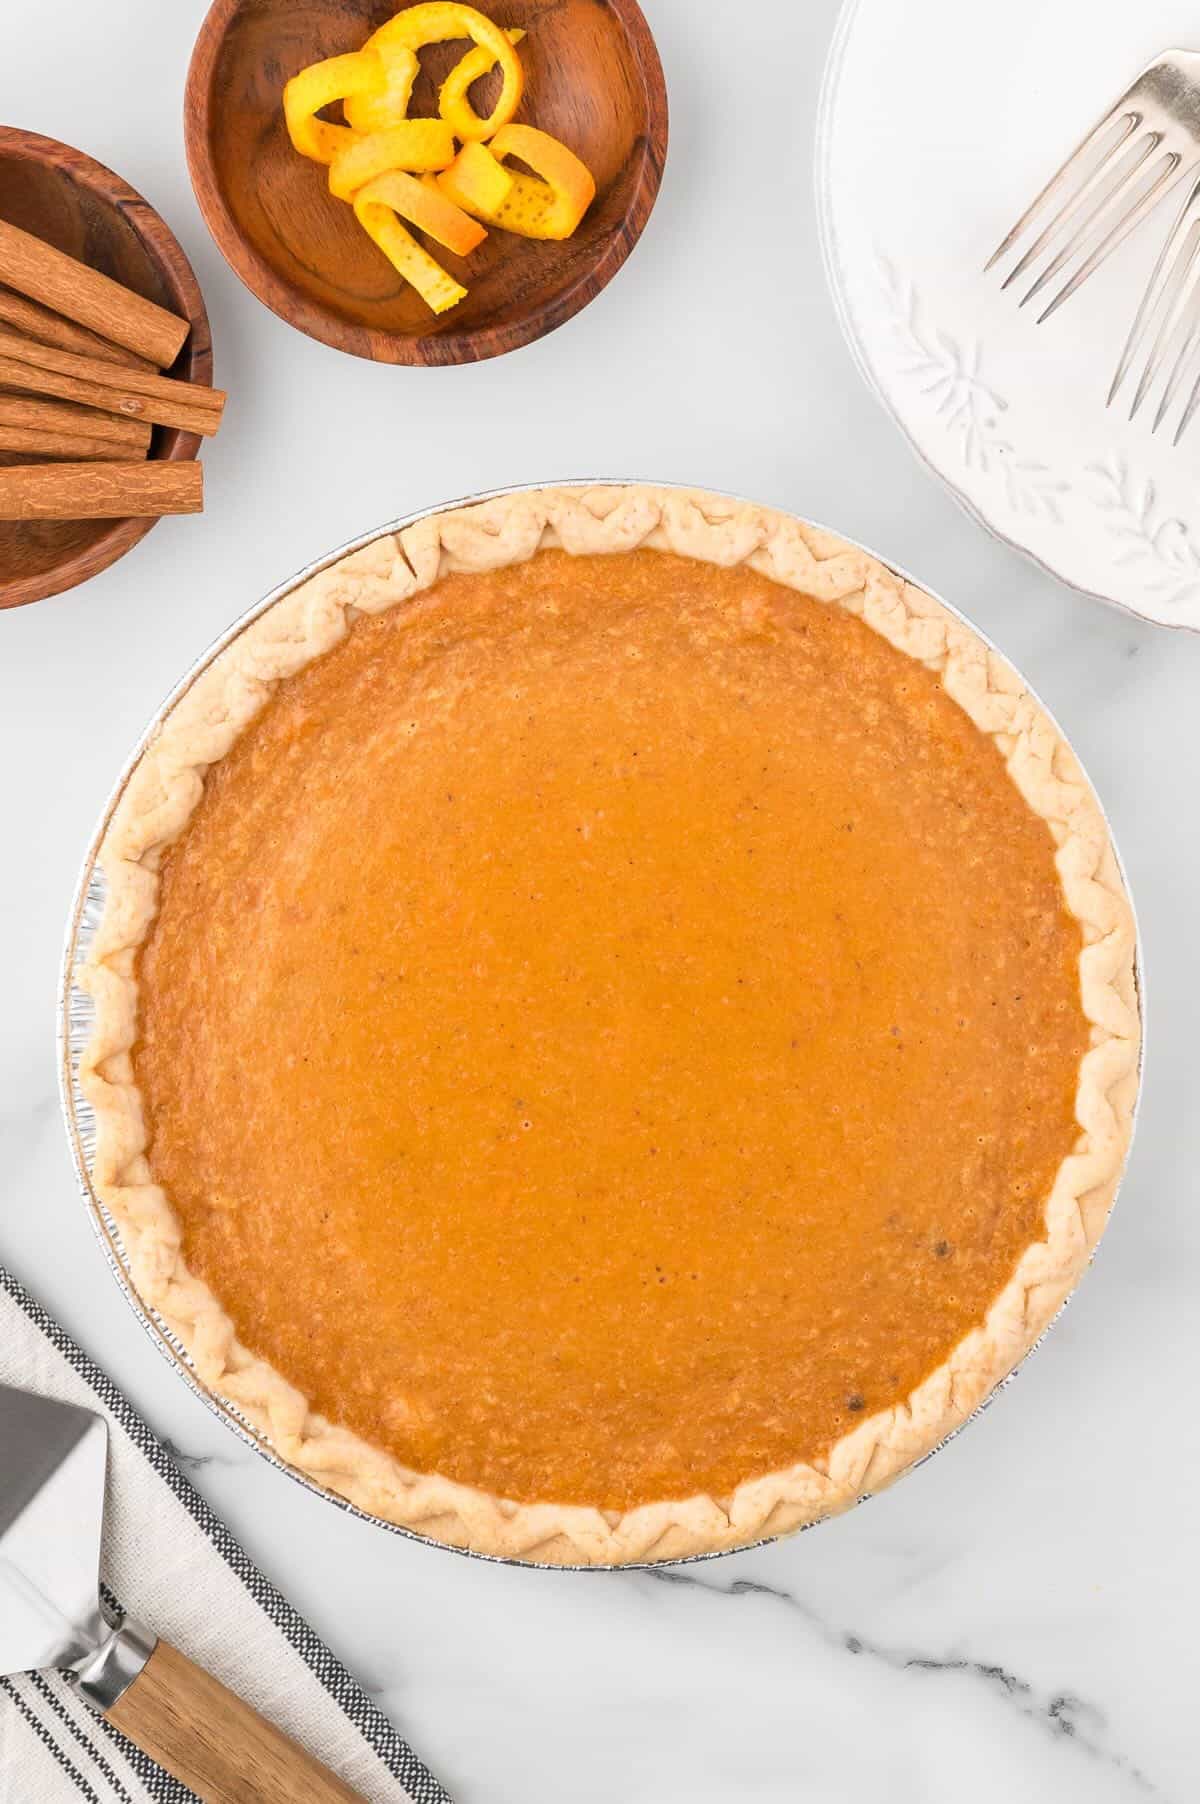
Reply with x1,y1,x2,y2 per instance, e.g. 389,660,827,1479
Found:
328,120,457,199
283,50,389,165
344,44,421,133
353,191,468,315
439,27,526,141
437,125,595,240
357,169,487,257
369,4,523,140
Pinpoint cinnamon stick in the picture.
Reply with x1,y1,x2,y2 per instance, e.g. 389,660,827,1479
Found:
0,426,132,460
0,329,221,414
0,394,151,452
0,461,202,519
0,218,188,368
0,347,222,440
0,284,157,372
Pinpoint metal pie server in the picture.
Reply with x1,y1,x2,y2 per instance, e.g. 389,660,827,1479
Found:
0,1381,364,1803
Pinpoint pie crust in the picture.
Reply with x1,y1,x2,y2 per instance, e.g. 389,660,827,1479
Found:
79,484,1141,1564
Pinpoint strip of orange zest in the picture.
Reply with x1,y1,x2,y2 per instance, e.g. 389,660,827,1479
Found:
357,170,487,256
369,3,523,140
283,50,386,165
344,43,420,132
438,148,555,236
435,141,516,218
329,121,457,201
487,124,596,240
353,195,468,315
439,27,526,142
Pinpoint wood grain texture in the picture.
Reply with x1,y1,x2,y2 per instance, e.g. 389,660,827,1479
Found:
184,0,668,364
0,126,212,610
106,1640,366,1804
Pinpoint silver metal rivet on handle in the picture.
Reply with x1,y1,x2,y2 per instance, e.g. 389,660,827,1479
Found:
73,1616,159,1714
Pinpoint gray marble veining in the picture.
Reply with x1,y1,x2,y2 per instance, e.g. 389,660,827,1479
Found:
640,1568,1160,1795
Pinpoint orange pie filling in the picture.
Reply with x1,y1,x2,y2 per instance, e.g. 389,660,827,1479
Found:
133,549,1089,1513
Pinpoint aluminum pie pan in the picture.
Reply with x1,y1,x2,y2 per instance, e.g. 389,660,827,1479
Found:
57,477,1146,1571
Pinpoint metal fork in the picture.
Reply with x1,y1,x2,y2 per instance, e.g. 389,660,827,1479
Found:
986,52,1200,324
1109,166,1200,442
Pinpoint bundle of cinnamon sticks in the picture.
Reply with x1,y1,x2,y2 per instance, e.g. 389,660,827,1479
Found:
0,218,224,521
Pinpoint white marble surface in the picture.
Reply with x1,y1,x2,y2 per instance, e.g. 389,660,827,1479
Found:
1,2,1197,1799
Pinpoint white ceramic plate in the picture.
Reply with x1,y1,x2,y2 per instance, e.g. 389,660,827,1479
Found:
817,0,1200,630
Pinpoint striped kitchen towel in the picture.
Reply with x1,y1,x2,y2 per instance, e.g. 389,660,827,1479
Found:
0,1267,451,1804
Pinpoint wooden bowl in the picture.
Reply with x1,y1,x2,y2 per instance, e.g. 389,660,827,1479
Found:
0,128,212,612
184,0,667,365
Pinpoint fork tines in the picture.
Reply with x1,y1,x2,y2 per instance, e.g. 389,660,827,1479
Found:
986,63,1193,324
1109,170,1200,442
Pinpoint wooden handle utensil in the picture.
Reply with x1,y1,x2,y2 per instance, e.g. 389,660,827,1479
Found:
1,1384,363,1804
106,1640,365,1804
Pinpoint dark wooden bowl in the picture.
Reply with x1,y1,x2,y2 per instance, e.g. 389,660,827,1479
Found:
0,128,212,612
184,0,667,365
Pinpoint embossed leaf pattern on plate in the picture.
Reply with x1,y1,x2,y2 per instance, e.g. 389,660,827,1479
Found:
872,255,1200,610
1087,456,1200,608
875,255,1068,523
819,0,1200,627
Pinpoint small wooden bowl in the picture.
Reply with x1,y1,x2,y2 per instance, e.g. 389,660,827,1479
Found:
0,128,212,612
184,0,667,365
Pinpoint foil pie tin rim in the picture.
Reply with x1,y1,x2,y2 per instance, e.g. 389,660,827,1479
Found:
57,477,1146,1571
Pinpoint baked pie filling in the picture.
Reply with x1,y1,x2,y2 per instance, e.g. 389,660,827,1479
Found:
84,490,1139,1560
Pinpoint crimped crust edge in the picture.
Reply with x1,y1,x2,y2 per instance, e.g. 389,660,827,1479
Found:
79,485,1141,1565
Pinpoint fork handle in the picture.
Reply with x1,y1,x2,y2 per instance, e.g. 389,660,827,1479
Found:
77,1622,365,1803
